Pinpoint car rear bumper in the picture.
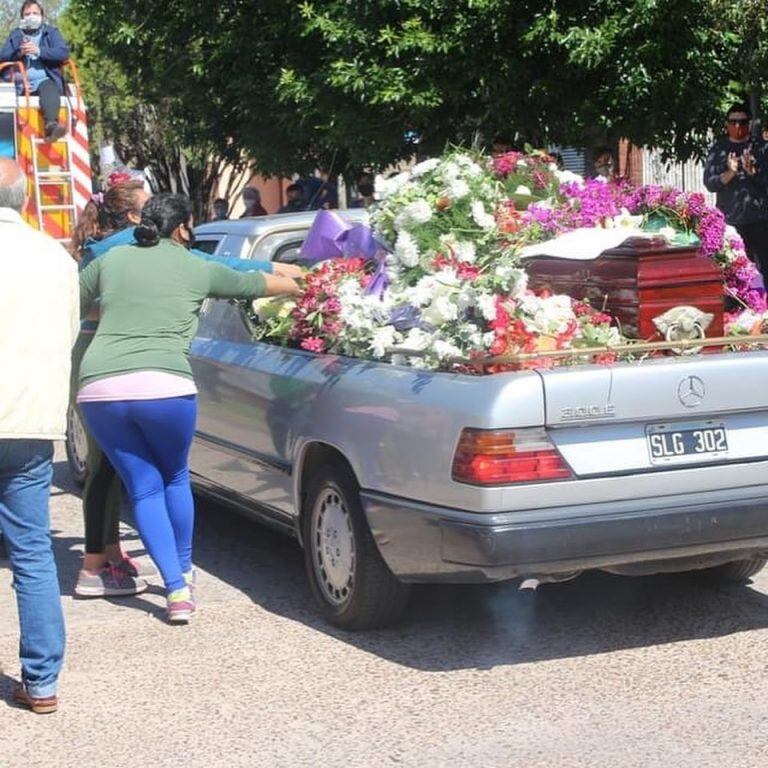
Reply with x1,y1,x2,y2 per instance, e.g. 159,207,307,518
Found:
360,484,768,583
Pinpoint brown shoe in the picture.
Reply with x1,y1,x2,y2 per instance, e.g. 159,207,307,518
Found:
13,684,58,714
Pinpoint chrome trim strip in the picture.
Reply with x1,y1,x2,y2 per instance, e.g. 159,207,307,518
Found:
194,431,292,476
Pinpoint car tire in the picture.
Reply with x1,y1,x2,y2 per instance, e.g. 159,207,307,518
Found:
302,461,410,630
65,404,89,487
694,556,767,583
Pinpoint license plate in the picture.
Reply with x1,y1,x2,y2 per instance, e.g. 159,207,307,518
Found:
646,421,728,465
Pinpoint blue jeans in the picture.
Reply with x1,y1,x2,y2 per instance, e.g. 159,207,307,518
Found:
81,397,197,593
0,439,65,698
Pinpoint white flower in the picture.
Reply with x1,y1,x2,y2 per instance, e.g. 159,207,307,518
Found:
407,276,437,307
447,178,470,200
516,159,529,168
401,328,432,351
370,326,398,358
728,309,763,334
439,233,475,262
509,269,529,299
432,339,463,360
433,267,460,286
471,200,496,230
405,199,433,225
482,331,496,348
514,185,532,196
439,161,461,181
422,294,459,326
411,158,440,177
376,171,411,199
394,199,433,231
477,292,498,321
519,293,575,335
555,169,583,185
394,231,420,267
454,240,476,263
454,155,484,177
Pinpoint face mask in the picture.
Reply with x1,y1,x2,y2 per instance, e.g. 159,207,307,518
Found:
20,14,42,31
727,124,750,141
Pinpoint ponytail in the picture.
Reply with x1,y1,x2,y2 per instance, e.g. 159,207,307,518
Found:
134,193,192,248
134,219,160,247
69,198,102,261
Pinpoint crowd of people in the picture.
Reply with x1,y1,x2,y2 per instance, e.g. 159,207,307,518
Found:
3,0,768,718
210,170,377,221
0,157,304,715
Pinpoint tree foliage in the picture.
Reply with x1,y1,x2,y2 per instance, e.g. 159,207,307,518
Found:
63,0,760,194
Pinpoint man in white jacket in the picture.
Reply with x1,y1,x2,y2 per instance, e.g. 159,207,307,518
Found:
0,158,79,714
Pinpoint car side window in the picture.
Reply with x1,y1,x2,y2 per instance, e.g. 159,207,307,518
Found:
197,299,253,344
218,235,254,259
249,231,307,263
194,237,222,255
273,240,305,264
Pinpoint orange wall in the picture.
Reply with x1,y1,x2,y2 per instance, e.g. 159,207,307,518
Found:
232,175,287,216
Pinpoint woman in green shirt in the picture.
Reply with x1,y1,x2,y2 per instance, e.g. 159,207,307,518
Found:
77,193,301,623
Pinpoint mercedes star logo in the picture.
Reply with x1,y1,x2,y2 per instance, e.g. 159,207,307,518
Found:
678,375,705,408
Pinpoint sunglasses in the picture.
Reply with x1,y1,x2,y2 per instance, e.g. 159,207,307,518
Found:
728,118,750,126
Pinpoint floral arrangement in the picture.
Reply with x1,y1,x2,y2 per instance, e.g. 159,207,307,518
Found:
252,148,766,372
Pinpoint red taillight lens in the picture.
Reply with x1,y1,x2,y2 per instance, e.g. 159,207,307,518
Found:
452,428,573,486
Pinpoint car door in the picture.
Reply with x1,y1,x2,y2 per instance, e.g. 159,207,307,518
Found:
189,275,296,521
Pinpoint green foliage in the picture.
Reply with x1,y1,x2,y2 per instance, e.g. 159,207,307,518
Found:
62,0,763,193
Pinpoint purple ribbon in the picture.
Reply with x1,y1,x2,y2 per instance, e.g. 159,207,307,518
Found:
749,270,766,294
299,211,352,262
299,210,391,297
388,305,422,331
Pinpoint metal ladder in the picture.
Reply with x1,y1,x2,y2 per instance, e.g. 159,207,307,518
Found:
30,132,77,244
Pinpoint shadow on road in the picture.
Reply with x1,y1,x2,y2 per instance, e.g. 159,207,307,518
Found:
188,494,768,672
44,459,768,670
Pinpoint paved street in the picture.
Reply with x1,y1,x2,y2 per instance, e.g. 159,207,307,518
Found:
2,448,768,768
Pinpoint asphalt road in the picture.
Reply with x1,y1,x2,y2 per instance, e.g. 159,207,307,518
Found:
1,448,768,768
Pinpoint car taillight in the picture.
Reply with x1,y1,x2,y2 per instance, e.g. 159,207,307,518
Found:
452,428,573,486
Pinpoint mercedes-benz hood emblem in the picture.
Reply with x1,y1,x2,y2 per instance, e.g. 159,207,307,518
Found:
678,375,705,408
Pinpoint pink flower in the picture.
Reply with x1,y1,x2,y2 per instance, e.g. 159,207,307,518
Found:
300,337,326,354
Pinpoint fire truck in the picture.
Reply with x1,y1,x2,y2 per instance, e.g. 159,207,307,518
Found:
0,59,93,244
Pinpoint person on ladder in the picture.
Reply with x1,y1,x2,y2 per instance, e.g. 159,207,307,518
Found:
0,2,69,143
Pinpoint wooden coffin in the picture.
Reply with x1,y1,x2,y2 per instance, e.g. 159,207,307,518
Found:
526,236,725,340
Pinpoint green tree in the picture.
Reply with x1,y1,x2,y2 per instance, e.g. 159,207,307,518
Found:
64,0,758,197
60,2,255,219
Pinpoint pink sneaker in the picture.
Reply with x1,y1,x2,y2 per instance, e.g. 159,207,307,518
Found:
114,554,157,578
166,587,195,624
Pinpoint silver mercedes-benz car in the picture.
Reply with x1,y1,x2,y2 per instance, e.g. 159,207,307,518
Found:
67,210,768,630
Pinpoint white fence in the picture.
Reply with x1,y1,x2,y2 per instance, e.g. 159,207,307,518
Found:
641,149,715,203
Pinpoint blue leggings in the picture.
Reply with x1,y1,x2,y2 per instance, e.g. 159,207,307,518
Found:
80,396,197,593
